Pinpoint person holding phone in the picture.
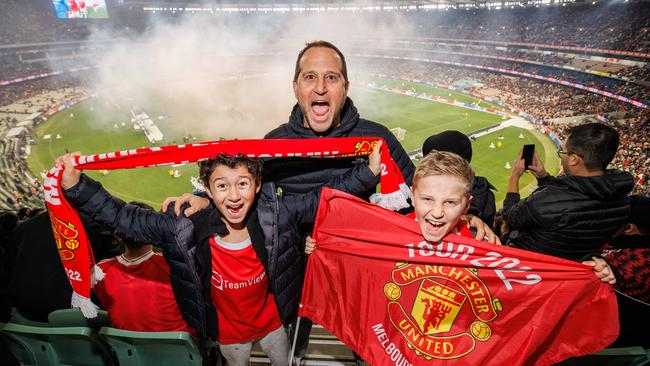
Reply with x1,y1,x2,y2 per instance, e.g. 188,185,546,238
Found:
502,123,634,261
521,144,535,169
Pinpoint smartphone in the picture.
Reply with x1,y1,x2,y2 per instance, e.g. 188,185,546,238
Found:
522,144,535,168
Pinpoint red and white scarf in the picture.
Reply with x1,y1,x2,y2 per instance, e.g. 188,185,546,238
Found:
43,137,409,317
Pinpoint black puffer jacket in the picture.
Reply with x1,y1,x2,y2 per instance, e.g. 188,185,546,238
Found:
264,98,415,200
468,176,496,228
502,170,634,260
64,163,377,339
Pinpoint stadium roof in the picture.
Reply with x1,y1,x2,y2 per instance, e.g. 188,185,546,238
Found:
120,0,634,13
123,0,478,4
122,0,583,8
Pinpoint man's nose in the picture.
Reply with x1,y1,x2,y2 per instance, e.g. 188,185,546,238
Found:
314,77,327,94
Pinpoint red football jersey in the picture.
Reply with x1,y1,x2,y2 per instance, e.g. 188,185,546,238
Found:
209,235,282,344
95,252,194,334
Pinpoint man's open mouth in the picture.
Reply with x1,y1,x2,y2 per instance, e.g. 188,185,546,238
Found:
311,100,330,117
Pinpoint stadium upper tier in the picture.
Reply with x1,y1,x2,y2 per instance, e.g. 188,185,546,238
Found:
4,38,649,110
0,1,648,53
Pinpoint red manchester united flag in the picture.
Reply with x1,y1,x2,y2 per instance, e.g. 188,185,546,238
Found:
300,188,619,366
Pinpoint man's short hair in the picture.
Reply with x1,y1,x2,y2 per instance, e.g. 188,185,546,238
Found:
293,40,348,82
198,153,263,189
414,150,475,194
566,123,619,171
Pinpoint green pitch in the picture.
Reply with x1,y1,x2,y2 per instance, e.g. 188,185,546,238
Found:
28,79,559,208
470,127,559,205
350,86,503,152
27,100,204,208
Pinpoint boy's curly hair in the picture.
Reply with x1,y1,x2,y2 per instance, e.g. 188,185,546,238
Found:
198,153,263,189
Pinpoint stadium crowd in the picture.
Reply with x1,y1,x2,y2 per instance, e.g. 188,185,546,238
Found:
0,75,88,212
385,42,650,82
0,7,647,361
0,55,52,83
362,58,645,118
1,0,649,55
406,2,650,53
547,111,650,195
0,0,147,46
360,58,649,195
0,76,83,108
0,140,43,210
0,1,90,45
371,49,650,105
0,0,648,360
3,39,648,366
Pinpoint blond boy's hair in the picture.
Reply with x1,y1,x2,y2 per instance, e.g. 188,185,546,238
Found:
414,151,475,194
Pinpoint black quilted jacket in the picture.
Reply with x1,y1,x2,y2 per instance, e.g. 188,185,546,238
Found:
502,170,634,260
264,98,415,199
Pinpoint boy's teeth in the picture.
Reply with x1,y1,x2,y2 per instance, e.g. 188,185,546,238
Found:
427,220,445,227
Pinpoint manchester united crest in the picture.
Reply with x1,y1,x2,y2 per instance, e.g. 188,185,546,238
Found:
340,140,377,158
384,262,502,360
49,213,80,261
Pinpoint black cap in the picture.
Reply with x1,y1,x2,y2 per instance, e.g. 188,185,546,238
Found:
422,130,473,163
630,195,650,230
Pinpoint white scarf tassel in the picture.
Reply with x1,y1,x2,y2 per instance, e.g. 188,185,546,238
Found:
71,291,99,318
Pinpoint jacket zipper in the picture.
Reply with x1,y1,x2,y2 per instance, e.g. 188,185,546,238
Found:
268,182,280,291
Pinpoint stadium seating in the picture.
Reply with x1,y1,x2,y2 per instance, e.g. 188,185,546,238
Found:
98,327,204,366
0,322,58,365
0,308,215,365
8,310,50,327
48,309,111,330
0,309,114,365
556,346,650,366
1,322,115,365
0,1,648,364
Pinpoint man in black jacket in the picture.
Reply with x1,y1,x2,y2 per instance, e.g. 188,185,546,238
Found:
263,41,414,198
265,41,414,365
502,123,634,261
169,41,415,211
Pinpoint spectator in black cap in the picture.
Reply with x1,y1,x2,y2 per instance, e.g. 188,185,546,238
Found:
422,130,497,228
601,195,650,348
